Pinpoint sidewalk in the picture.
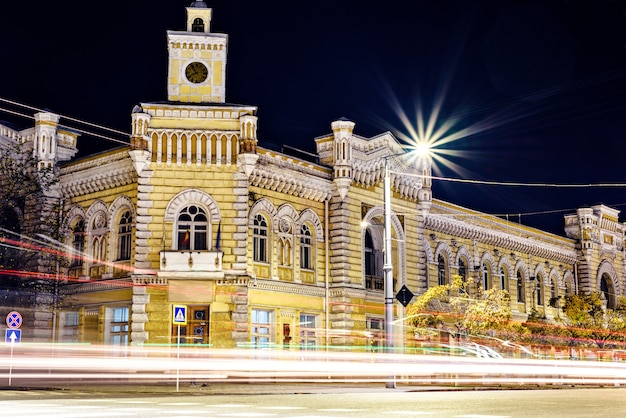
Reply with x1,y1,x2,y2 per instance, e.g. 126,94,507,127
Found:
0,380,548,398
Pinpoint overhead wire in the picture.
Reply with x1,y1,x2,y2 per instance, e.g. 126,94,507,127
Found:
0,97,130,147
3,97,626,222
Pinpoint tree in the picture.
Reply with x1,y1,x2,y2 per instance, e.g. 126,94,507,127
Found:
0,140,60,308
561,293,626,349
406,274,512,341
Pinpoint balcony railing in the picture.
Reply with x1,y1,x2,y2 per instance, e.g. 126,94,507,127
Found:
159,250,223,272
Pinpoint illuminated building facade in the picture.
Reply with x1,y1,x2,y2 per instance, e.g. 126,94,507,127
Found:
1,1,624,350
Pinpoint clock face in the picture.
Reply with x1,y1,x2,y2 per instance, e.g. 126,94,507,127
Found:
185,61,208,83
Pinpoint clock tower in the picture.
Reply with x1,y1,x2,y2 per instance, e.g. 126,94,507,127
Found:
167,1,227,103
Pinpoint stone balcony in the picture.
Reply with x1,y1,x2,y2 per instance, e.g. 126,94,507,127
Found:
159,250,223,278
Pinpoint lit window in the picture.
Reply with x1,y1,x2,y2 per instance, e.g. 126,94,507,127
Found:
251,309,272,348
299,314,317,350
177,205,208,250
109,307,129,346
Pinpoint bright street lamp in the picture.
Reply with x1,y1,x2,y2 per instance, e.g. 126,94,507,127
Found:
383,157,395,389
382,144,429,389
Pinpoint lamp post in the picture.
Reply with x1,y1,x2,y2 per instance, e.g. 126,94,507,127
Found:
380,146,428,389
383,157,396,389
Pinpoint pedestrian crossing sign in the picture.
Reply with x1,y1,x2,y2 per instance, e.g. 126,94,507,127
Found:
172,304,187,325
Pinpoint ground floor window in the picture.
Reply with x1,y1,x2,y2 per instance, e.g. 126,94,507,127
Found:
366,316,384,352
251,309,273,348
58,311,79,343
107,306,129,345
299,313,317,350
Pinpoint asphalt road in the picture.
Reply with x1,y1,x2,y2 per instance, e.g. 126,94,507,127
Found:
0,387,624,417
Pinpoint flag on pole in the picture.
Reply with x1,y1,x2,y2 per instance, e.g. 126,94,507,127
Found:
182,230,190,249
215,222,222,251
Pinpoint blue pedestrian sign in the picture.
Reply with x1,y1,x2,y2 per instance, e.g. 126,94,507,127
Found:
172,305,187,325
5,329,21,344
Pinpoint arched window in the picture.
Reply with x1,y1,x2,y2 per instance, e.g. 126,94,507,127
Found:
364,229,383,290
71,220,85,267
516,270,525,303
278,238,291,266
191,17,204,32
536,275,543,306
458,259,467,284
300,224,313,270
117,210,132,261
177,205,208,250
253,214,268,262
600,275,614,308
500,267,506,291
92,236,106,262
437,254,447,286
482,263,490,289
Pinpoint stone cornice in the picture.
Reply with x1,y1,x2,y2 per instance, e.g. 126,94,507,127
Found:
59,150,137,198
351,148,424,200
249,278,327,297
140,102,257,119
59,278,135,295
427,202,577,264
249,152,332,202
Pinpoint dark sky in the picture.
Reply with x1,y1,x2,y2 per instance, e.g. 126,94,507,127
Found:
1,1,626,235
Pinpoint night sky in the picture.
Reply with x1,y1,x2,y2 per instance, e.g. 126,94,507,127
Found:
1,1,626,235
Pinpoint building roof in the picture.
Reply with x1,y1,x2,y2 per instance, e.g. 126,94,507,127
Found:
189,1,208,8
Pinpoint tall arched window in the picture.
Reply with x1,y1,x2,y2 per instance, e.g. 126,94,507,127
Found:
600,275,614,308
516,270,525,303
71,219,85,267
459,259,467,284
500,267,506,291
92,236,106,262
117,210,132,261
300,224,312,270
482,263,490,289
536,275,543,306
364,229,382,290
253,214,268,262
437,254,447,286
177,205,208,250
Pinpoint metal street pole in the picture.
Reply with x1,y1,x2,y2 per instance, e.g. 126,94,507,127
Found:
383,158,396,389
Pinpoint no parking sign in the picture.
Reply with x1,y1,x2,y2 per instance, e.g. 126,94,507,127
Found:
6,311,21,329
5,311,22,345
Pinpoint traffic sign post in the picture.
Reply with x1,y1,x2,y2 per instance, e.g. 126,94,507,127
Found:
5,311,22,386
172,304,187,392
173,305,187,326
5,329,21,344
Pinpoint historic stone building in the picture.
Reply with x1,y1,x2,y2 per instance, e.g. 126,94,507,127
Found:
1,1,624,351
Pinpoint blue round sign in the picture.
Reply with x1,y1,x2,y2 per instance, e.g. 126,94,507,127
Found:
6,311,22,329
